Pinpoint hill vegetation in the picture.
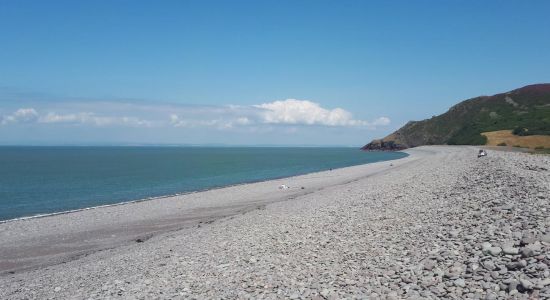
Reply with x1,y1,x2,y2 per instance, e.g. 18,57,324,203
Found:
482,130,550,149
362,84,550,150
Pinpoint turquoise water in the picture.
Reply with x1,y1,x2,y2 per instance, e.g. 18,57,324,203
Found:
0,147,407,221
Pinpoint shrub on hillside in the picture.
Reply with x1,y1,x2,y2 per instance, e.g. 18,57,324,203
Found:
513,127,528,136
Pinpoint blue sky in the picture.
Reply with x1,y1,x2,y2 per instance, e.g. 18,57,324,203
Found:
1,0,549,146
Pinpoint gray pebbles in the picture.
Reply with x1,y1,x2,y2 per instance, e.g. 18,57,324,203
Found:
0,146,549,299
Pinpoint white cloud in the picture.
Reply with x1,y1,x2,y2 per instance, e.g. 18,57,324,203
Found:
1,108,39,124
169,114,244,130
169,114,179,124
40,112,95,124
1,108,152,127
40,112,153,127
1,99,390,131
253,99,389,128
371,116,391,126
235,117,251,125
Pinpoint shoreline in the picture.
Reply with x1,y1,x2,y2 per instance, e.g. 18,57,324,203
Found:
3,146,548,299
0,152,408,225
0,148,425,274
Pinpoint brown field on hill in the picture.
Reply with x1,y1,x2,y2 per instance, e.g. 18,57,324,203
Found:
482,130,550,149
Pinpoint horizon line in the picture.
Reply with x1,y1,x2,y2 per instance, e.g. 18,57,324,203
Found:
0,143,363,148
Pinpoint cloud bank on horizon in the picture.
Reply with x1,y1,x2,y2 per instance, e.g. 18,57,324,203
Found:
1,99,390,131
0,96,393,146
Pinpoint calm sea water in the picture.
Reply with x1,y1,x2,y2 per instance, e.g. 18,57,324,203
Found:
0,147,407,221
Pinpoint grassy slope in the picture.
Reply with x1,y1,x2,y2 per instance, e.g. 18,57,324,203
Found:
378,84,550,147
482,130,550,149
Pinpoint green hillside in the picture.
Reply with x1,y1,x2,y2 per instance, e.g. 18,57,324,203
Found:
362,84,550,150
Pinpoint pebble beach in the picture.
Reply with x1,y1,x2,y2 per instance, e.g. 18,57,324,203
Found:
1,146,549,299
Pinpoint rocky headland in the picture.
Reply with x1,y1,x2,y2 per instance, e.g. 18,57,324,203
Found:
362,84,550,151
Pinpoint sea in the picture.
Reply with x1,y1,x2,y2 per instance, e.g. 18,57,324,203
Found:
0,146,407,221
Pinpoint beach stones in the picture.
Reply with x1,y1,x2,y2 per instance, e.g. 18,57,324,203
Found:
454,278,466,288
506,261,523,271
521,247,536,258
521,235,537,246
2,147,550,300
502,245,519,255
484,247,502,256
519,278,535,290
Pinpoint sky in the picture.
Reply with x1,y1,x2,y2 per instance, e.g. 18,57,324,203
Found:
1,0,549,146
